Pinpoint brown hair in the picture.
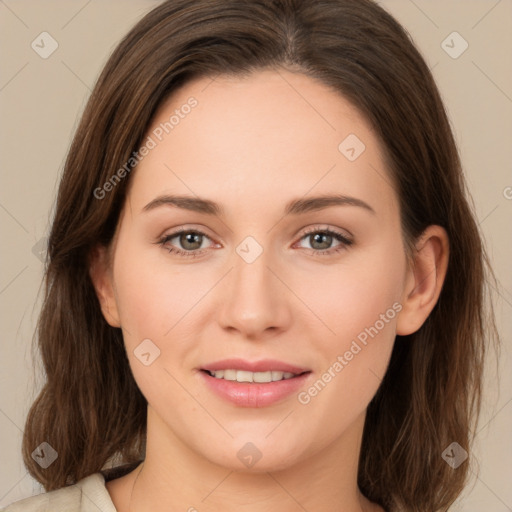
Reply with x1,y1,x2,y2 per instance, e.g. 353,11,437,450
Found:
22,0,500,510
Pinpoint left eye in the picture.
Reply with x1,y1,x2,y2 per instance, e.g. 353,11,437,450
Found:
158,227,353,258
294,228,353,254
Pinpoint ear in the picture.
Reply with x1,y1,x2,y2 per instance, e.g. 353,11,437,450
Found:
396,225,449,336
88,244,121,328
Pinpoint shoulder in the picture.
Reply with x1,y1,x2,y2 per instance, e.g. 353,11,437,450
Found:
1,473,116,512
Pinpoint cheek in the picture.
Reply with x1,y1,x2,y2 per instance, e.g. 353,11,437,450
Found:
111,238,211,342
307,241,405,342
299,243,404,400
110,245,204,400
311,280,398,395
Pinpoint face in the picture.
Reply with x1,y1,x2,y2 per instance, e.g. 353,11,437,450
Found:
92,69,425,472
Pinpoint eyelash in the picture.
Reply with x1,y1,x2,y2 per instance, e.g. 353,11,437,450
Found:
157,226,353,259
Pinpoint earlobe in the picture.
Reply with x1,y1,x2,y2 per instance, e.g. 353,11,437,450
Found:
396,225,449,336
88,244,121,328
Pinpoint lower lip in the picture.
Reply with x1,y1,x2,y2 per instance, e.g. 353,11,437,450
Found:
199,370,312,407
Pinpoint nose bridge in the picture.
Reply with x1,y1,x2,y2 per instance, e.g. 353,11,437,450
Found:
218,238,290,337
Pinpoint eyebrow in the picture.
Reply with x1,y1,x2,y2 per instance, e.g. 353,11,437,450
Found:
142,193,376,216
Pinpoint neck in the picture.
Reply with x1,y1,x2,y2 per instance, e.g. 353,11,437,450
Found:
124,407,380,512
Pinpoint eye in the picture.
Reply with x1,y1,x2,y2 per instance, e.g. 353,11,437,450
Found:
157,228,215,258
295,226,353,256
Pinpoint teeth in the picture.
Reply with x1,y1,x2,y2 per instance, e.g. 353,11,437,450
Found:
208,369,298,382
236,370,254,382
254,371,272,382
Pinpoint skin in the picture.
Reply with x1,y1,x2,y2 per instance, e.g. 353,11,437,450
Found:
90,69,449,512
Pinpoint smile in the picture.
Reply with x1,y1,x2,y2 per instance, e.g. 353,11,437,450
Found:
205,369,299,383
199,363,312,407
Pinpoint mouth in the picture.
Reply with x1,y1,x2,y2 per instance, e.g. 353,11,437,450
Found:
201,369,308,383
198,359,312,407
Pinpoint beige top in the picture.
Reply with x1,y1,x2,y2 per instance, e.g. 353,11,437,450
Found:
1,473,115,512
1,463,141,512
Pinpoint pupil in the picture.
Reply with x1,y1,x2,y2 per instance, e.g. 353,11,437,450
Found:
182,232,201,250
312,233,331,250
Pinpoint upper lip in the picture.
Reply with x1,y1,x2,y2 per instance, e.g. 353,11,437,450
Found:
201,358,310,374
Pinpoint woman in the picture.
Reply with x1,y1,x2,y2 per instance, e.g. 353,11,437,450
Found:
2,0,499,511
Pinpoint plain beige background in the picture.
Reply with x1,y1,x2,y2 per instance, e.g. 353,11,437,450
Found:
0,0,511,510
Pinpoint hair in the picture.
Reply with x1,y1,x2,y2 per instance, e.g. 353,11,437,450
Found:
21,0,500,510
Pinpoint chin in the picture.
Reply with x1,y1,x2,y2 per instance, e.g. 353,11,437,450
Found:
197,436,309,474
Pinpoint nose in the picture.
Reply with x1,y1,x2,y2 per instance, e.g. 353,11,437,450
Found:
217,244,292,340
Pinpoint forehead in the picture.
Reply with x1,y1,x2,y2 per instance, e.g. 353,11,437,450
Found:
127,69,397,221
